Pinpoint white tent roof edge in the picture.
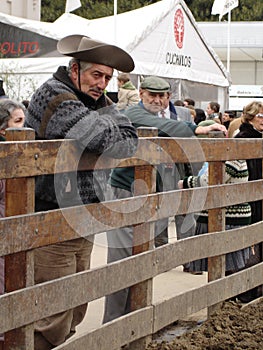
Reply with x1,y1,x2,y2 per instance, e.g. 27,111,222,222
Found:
0,0,230,88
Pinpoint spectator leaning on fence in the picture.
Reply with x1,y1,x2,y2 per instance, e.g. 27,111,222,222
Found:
0,98,25,344
103,76,227,324
178,120,252,281
25,34,138,350
235,100,263,302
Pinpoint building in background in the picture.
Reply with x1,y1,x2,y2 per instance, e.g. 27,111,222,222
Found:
0,0,41,21
198,21,263,111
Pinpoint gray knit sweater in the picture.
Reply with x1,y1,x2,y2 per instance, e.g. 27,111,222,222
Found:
26,66,138,209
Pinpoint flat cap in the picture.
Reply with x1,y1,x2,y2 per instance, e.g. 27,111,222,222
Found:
140,76,170,93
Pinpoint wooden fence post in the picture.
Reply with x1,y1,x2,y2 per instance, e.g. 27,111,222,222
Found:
4,128,35,350
129,127,158,350
207,131,225,316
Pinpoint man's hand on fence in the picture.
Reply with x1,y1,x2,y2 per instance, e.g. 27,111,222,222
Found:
195,123,227,137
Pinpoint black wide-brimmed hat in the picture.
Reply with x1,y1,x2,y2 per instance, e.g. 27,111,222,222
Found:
57,34,135,72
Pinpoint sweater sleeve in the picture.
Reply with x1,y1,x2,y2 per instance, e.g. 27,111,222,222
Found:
63,103,138,158
183,163,209,188
125,105,197,137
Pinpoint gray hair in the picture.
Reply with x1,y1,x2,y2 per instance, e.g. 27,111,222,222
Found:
0,99,25,130
68,58,93,75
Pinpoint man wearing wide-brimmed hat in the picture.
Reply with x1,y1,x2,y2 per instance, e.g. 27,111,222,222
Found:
25,35,138,349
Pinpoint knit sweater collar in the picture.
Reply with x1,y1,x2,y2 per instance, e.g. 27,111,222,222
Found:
53,66,107,110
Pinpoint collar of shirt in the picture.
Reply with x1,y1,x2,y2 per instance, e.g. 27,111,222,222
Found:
158,106,170,119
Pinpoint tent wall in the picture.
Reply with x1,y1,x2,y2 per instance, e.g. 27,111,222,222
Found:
0,0,230,110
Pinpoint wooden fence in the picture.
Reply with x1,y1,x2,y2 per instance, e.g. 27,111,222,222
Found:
0,127,262,350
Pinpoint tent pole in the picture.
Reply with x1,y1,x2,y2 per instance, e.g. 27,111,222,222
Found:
227,10,231,73
178,80,182,100
114,0,117,44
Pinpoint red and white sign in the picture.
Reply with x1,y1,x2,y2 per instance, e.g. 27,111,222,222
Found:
174,9,184,49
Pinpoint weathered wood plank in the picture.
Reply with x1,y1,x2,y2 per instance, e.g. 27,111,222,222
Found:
154,221,263,274
29,264,263,350
0,138,262,178
0,180,262,256
0,251,155,333
208,161,225,315
1,224,262,333
153,263,263,332
55,308,153,350
50,265,263,350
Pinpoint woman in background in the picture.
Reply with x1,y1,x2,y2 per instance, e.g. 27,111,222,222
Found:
235,101,263,302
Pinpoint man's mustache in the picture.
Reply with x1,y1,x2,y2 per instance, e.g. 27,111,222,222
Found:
90,88,104,94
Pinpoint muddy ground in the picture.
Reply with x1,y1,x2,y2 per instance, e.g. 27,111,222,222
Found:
146,298,263,349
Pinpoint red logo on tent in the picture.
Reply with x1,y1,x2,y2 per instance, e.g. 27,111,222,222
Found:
174,9,184,49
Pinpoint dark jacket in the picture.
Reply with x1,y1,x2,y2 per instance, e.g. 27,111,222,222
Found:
235,122,262,223
110,102,197,192
25,66,138,210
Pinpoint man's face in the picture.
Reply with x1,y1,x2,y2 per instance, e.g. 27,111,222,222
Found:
72,63,113,100
223,113,231,122
140,89,170,114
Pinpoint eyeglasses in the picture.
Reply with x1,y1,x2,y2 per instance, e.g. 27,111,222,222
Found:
255,113,263,118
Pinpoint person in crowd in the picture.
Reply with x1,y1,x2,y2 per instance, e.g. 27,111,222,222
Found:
206,101,221,124
157,87,198,271
178,119,252,279
173,101,192,123
156,82,196,250
235,100,263,302
222,110,235,129
186,105,197,124
184,98,195,107
25,34,138,349
228,115,242,138
194,108,206,125
174,99,184,106
116,72,139,111
0,99,26,344
103,76,227,323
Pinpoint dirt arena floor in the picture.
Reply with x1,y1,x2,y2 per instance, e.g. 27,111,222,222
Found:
146,298,263,350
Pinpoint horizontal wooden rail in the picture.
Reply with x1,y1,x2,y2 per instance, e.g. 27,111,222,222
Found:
0,137,262,178
56,308,154,350
51,264,263,350
0,180,262,256
1,222,262,334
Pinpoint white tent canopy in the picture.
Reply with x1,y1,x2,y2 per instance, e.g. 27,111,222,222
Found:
0,0,230,107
